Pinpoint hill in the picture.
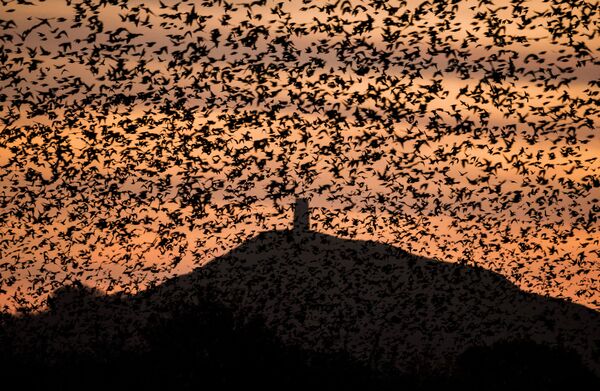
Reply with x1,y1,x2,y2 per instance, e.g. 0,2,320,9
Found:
1,227,599,389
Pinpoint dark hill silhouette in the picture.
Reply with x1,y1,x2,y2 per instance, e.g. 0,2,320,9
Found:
1,201,599,389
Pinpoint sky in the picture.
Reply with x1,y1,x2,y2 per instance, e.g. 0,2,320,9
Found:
0,0,599,312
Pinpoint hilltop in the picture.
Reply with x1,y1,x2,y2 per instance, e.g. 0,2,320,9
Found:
1,201,599,388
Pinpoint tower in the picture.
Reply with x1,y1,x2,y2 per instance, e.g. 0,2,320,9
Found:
293,198,310,232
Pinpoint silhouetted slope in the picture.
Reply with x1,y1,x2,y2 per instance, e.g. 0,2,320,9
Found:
1,229,599,389
156,230,600,375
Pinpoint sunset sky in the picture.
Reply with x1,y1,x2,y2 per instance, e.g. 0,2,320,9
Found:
0,0,598,312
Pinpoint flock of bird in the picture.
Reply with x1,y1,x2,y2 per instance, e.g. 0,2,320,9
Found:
0,0,598,312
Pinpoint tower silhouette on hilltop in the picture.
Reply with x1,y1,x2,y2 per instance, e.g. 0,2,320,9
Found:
293,198,310,232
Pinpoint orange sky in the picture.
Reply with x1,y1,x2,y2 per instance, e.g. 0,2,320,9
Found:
0,0,599,312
